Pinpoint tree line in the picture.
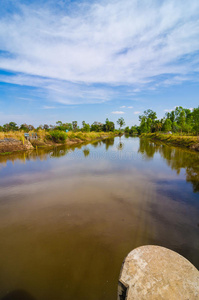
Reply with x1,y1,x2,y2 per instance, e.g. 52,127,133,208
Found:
0,118,125,133
1,106,198,135
125,106,199,135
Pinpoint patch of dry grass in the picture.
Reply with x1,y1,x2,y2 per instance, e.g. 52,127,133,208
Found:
0,130,116,145
143,133,199,149
0,131,24,140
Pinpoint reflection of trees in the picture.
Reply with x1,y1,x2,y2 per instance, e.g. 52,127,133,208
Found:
91,141,101,148
83,148,90,157
50,147,69,158
0,146,70,164
117,142,124,151
102,138,115,151
138,138,199,192
138,138,158,159
117,136,124,151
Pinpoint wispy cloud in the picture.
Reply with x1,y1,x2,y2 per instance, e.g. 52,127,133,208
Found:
134,111,140,115
111,111,125,114
0,0,199,104
43,106,56,109
164,106,194,112
164,109,173,112
120,105,133,109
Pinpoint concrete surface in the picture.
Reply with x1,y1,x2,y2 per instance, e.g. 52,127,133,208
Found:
118,245,199,300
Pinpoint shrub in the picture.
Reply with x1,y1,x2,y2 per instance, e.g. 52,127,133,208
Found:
49,130,67,142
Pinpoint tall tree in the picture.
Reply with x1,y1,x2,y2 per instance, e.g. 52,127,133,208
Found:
104,118,115,132
139,109,157,133
117,117,125,130
162,119,172,132
175,106,186,133
192,107,199,135
72,121,78,131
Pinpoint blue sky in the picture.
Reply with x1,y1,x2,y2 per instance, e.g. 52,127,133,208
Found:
0,0,199,127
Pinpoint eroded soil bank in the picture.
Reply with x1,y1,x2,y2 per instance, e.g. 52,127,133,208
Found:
0,138,34,154
0,133,116,154
142,133,199,151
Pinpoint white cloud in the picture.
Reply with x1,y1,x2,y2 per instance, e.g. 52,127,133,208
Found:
111,111,125,114
164,109,173,112
134,111,140,115
128,106,133,109
120,106,126,108
0,0,199,104
43,106,56,109
165,106,194,112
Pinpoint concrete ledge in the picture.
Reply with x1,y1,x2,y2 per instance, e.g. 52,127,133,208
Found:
118,245,199,300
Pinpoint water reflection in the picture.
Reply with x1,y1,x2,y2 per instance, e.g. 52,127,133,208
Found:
117,137,124,151
0,138,116,164
138,138,157,159
83,148,90,157
0,136,198,300
139,138,199,192
1,290,36,300
101,138,115,151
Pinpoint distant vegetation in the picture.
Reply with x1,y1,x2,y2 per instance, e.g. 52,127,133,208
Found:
124,106,199,136
0,118,116,134
0,106,199,140
0,118,119,144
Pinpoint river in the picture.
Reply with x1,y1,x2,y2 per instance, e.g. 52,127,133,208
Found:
0,136,198,300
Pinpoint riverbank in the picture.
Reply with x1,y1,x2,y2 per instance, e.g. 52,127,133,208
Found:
0,131,117,154
141,133,199,151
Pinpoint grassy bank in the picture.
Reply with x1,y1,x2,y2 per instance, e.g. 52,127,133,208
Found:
141,133,199,151
0,130,117,154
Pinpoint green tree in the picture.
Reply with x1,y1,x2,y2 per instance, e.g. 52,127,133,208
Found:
175,106,186,133
20,123,29,132
154,120,162,132
43,124,49,130
55,121,72,131
117,117,125,130
162,119,172,132
124,126,130,134
104,118,115,132
139,109,157,133
90,122,103,132
3,122,18,132
143,109,157,121
139,116,148,133
130,125,138,135
82,121,90,132
72,121,78,131
192,107,199,135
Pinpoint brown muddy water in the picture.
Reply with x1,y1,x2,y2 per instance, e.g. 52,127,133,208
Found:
0,136,199,300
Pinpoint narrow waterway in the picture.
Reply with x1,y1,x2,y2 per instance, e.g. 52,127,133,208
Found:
0,136,198,300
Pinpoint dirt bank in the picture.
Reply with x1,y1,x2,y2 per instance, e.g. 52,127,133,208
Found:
0,138,34,154
142,133,199,152
0,133,116,154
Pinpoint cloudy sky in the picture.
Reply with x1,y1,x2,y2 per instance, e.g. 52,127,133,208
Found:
0,0,199,127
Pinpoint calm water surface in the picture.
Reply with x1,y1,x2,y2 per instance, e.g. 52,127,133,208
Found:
0,136,199,300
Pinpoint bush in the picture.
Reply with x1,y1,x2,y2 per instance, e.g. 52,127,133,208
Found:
49,130,67,142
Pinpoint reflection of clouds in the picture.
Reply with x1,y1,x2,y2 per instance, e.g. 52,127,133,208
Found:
138,137,199,192
0,162,7,170
0,135,199,294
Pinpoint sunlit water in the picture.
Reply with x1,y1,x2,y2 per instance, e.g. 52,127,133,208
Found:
0,136,198,300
